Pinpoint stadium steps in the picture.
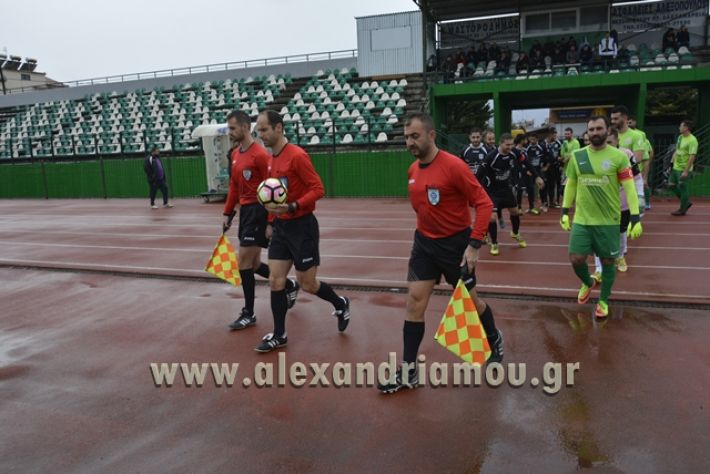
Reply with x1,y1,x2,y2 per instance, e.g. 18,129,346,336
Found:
266,77,310,114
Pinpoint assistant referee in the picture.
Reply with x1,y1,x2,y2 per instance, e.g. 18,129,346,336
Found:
378,112,503,394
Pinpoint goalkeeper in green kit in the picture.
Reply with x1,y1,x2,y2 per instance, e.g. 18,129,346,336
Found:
560,116,643,318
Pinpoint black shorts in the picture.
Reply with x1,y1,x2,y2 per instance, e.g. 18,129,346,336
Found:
407,228,473,287
238,203,269,248
268,213,320,271
490,187,518,211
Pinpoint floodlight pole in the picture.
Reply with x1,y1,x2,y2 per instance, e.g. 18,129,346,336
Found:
0,66,6,95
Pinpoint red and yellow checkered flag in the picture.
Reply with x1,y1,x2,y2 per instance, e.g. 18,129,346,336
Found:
434,279,490,365
204,234,241,286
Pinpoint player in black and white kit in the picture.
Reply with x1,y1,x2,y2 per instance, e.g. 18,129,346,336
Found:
513,133,528,213
544,127,563,209
477,133,544,256
460,128,489,176
525,134,550,214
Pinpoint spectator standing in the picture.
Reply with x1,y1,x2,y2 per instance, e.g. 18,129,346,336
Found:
599,32,617,69
663,28,677,51
677,25,690,49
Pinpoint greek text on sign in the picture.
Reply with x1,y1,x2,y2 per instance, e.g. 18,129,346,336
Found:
612,0,708,32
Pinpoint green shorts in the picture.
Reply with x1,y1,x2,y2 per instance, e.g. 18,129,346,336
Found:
569,224,620,259
669,169,690,186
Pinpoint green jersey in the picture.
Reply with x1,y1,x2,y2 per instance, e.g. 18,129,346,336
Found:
635,129,650,160
618,128,645,156
561,138,581,162
566,145,633,226
674,133,698,171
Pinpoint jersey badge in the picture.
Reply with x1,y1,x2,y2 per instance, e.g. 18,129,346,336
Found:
427,187,440,206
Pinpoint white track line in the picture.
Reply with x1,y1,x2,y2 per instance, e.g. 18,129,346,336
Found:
1,213,709,226
0,257,707,301
4,230,710,251
1,220,710,236
1,241,709,271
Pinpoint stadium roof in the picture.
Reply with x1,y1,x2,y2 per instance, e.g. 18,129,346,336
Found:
415,0,612,21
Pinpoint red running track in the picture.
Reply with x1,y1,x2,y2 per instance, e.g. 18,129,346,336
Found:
2,198,710,471
1,268,709,472
0,197,709,305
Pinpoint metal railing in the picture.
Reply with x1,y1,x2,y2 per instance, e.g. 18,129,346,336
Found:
652,121,710,192
3,49,358,95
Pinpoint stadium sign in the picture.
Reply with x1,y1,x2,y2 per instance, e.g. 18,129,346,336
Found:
439,16,520,48
612,0,709,32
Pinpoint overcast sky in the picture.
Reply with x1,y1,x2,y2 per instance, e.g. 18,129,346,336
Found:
3,0,415,81
4,0,548,125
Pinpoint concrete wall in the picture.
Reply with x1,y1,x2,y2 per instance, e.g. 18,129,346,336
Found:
1,69,55,94
357,11,426,76
0,57,357,108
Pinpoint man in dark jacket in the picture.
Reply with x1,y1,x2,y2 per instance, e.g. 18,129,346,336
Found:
143,148,173,209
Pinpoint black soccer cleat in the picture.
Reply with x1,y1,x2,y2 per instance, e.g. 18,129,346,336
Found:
333,296,350,332
254,333,288,353
487,329,504,364
377,366,419,394
286,278,300,309
229,308,256,330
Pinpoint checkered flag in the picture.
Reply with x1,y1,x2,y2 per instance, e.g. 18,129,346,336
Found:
205,234,241,286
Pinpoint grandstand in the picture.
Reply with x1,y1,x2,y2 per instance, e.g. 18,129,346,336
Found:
3,3,710,472
0,0,709,196
0,67,423,159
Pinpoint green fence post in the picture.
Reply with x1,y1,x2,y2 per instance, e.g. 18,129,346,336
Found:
99,151,108,199
329,121,336,197
167,154,175,199
40,159,49,199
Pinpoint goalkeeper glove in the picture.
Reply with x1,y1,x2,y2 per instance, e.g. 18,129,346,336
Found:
560,209,571,231
627,215,643,240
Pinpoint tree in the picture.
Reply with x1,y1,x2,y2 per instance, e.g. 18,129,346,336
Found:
441,99,494,134
646,86,698,119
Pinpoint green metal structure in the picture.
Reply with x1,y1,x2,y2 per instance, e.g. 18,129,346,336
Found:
430,67,710,139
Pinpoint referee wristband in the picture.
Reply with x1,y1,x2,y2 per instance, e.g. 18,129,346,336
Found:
630,214,640,224
287,202,298,213
561,207,570,216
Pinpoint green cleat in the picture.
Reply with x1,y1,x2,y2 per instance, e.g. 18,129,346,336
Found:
577,279,597,304
595,300,609,318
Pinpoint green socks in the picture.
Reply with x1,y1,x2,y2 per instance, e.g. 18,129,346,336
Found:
599,263,616,302
573,263,593,287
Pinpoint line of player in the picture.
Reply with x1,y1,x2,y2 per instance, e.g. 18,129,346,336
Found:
217,106,685,395
459,106,657,275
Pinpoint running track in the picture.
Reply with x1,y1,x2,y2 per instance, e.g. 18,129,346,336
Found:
0,197,708,305
1,198,709,472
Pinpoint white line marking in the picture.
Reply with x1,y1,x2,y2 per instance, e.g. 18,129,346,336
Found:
2,220,710,236
1,213,709,225
2,229,710,251
1,242,709,271
2,229,710,250
2,258,706,301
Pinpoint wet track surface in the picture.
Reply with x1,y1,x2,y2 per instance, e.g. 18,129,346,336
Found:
1,198,709,472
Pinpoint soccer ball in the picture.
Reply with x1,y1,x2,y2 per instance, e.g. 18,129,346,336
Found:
257,178,287,208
